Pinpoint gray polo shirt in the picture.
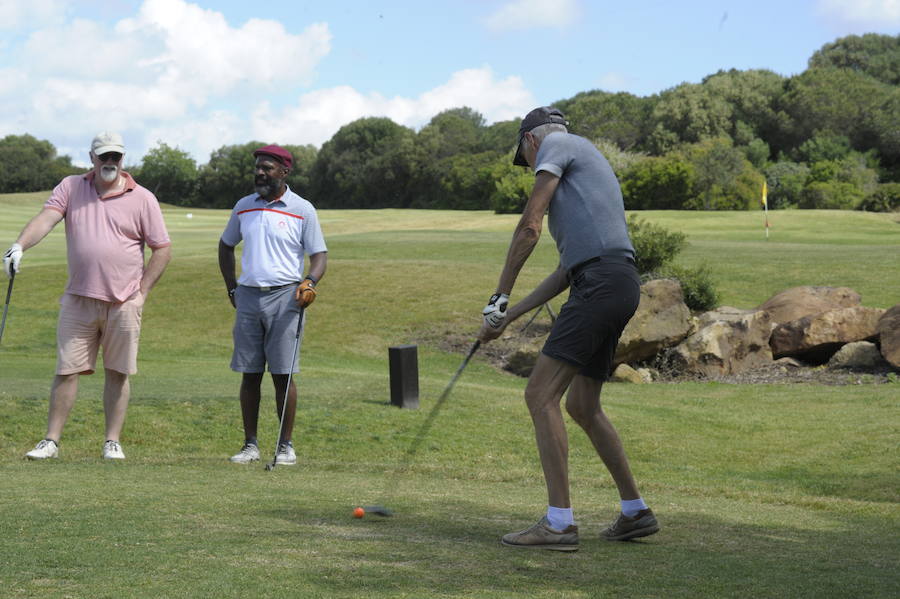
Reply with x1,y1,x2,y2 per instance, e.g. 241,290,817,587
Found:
534,132,635,272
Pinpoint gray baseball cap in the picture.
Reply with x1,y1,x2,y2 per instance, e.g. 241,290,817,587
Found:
513,106,567,166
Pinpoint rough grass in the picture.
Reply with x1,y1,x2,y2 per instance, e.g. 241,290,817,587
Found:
0,194,898,598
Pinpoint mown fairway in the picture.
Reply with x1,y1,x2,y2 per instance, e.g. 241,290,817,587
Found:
1,193,898,598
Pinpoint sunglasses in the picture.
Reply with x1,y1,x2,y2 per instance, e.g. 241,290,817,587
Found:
98,152,123,163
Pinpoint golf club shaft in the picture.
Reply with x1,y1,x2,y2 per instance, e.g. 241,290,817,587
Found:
403,339,481,460
0,270,15,345
267,305,304,470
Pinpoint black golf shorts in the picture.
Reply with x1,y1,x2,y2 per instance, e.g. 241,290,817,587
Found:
542,258,641,381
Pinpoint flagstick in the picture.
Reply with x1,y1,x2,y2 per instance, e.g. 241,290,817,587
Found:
765,203,769,240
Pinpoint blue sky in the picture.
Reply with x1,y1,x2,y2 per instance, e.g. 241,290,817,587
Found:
1,0,898,165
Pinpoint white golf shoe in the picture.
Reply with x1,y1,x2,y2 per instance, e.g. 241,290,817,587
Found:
229,443,260,463
102,440,125,460
275,441,297,465
26,439,59,460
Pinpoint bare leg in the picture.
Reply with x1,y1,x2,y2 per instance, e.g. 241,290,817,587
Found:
103,369,130,441
271,374,297,444
524,354,580,508
565,374,641,500
45,373,80,442
239,372,264,441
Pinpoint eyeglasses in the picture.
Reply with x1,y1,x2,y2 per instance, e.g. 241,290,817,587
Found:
97,152,123,163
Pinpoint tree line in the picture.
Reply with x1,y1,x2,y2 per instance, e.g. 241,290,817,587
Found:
2,33,898,212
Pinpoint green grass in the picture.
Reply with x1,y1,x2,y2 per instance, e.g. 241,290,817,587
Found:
1,193,898,598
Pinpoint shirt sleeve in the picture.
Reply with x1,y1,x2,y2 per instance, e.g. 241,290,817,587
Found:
534,133,572,179
141,193,172,249
220,208,242,247
43,176,73,215
302,206,328,255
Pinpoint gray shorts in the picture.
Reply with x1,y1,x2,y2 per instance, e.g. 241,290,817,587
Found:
231,284,304,374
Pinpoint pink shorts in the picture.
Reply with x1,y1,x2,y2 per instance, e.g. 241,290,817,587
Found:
56,292,144,375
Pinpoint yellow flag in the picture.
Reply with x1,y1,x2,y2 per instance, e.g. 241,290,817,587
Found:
762,181,768,208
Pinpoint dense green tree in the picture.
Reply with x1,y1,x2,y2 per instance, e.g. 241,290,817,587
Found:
799,181,865,209
137,142,198,206
478,119,519,154
702,68,787,148
310,117,417,208
808,33,900,85
592,139,647,176
680,138,747,209
490,154,534,214
650,83,733,149
619,156,695,210
858,182,900,212
0,134,80,193
555,90,656,150
764,161,810,208
196,141,263,208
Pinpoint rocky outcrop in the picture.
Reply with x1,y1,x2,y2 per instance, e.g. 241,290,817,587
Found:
610,363,645,383
757,286,861,325
770,306,885,363
827,341,888,370
671,309,775,377
614,279,692,365
876,305,900,369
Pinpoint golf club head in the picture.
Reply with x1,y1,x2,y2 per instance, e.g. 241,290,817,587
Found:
362,505,393,517
264,462,275,471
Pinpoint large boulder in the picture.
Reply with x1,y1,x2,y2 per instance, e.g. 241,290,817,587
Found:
827,341,888,370
758,286,861,326
670,309,775,377
504,336,547,377
877,305,900,369
614,279,692,365
770,306,886,363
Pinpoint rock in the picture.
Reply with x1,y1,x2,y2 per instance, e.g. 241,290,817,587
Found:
877,305,900,369
758,286,861,326
615,279,692,365
636,367,656,383
610,363,644,383
671,309,775,377
504,337,547,377
827,341,888,370
773,357,804,368
770,306,886,363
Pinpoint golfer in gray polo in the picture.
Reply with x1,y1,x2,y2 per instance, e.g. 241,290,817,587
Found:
218,144,327,466
479,107,658,551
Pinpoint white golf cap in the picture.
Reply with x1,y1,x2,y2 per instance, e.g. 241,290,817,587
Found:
91,131,125,155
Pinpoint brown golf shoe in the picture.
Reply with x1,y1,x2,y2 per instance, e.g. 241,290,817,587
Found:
601,508,660,541
501,516,579,552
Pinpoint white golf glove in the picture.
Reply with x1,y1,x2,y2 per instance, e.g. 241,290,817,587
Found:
3,243,22,277
482,293,509,329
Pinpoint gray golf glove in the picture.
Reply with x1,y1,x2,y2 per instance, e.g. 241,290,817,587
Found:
3,243,22,277
482,293,509,329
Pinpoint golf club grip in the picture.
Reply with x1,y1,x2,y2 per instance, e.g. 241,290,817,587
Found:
4,270,13,304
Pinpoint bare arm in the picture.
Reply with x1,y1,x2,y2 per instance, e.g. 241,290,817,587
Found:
307,251,327,283
16,208,65,250
141,245,171,296
494,171,560,295
218,239,237,307
479,264,568,342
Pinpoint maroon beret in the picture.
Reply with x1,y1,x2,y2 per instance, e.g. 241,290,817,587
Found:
253,144,293,169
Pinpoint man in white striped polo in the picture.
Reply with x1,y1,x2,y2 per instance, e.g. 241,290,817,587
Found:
218,144,327,465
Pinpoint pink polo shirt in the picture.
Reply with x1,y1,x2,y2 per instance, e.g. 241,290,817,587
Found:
44,171,171,303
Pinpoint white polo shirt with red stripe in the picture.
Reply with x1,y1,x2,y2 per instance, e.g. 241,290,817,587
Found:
220,186,327,287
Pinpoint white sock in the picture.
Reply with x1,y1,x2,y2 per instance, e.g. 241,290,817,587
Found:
546,506,574,530
621,498,648,517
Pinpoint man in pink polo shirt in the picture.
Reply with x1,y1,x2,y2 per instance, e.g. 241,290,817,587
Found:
3,132,172,460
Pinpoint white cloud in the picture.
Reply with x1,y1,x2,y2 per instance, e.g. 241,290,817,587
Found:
251,66,535,147
0,0,69,30
483,0,580,32
817,0,900,27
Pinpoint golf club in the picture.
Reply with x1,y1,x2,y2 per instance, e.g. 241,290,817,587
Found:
265,306,305,472
0,270,15,345
363,339,481,517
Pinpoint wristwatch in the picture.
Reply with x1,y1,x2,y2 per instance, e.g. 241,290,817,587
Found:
227,288,236,299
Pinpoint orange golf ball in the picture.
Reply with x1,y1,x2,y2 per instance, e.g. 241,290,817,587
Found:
353,507,365,518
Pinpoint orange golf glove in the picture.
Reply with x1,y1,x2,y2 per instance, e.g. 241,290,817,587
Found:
295,278,317,308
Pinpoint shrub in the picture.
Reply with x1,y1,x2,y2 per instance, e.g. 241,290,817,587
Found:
799,181,865,209
857,182,900,212
658,263,720,312
628,215,687,273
